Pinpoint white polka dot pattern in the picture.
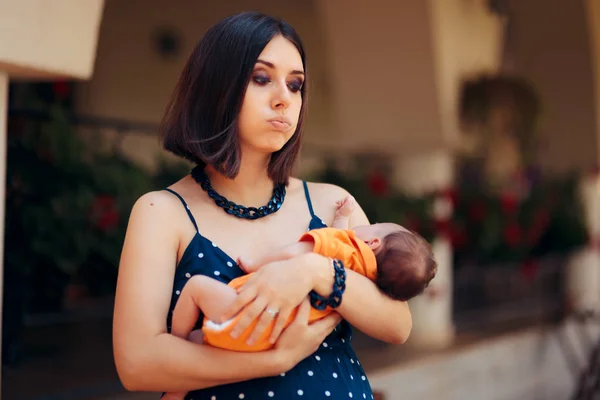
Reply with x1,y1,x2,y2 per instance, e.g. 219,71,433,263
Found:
166,201,372,399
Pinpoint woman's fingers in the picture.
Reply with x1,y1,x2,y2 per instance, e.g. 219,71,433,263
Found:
268,306,294,344
220,284,257,322
311,312,342,337
294,298,311,324
229,295,268,339
247,304,281,345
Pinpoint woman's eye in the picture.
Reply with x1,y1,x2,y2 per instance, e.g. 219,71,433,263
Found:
253,75,270,85
288,80,303,93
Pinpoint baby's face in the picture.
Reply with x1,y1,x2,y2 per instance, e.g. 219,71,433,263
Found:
353,223,406,243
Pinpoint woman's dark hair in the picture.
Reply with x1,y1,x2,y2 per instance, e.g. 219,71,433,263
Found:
160,11,307,185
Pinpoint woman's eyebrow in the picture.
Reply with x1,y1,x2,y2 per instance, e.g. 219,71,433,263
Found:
256,59,304,76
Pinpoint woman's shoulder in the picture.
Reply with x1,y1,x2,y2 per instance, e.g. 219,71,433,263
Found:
129,178,196,228
291,178,370,226
290,178,350,223
129,190,185,226
297,179,350,204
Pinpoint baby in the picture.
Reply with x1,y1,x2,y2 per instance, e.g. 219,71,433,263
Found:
163,196,436,400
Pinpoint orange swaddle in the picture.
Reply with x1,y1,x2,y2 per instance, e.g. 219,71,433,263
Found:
201,228,377,352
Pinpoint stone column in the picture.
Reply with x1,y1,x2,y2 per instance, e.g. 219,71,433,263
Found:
393,149,456,349
563,0,600,315
408,236,455,348
565,174,600,313
0,71,8,389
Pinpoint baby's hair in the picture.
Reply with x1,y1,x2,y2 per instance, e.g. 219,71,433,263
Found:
374,230,437,301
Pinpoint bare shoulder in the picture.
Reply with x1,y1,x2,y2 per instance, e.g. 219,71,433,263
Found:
297,180,370,226
301,181,350,204
121,189,189,270
126,188,197,243
130,190,184,222
292,180,348,225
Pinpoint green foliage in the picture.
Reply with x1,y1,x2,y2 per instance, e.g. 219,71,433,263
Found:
313,160,588,267
450,174,588,264
312,161,438,242
6,96,189,301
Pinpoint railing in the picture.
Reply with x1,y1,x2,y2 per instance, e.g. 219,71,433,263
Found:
453,255,566,332
9,108,160,134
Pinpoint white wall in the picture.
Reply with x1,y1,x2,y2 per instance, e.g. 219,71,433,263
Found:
74,0,600,177
510,0,598,174
430,0,506,145
75,0,332,137
75,0,338,171
585,0,600,169
315,0,443,153
0,0,104,79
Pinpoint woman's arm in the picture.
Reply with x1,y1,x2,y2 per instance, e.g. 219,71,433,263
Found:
313,256,412,344
311,185,413,344
113,191,336,392
218,182,412,346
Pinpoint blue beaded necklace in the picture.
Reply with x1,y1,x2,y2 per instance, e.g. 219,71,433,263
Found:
191,165,286,220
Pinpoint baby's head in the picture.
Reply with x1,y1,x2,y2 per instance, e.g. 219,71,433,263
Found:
353,223,437,301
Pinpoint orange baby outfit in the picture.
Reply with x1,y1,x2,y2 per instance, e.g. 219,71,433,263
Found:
201,228,377,352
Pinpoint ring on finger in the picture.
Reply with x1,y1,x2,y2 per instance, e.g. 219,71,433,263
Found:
266,308,279,318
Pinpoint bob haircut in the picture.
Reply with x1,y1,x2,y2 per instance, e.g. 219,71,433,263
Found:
160,11,308,185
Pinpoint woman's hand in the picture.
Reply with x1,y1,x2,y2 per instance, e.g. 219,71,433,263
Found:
274,299,342,369
221,252,333,345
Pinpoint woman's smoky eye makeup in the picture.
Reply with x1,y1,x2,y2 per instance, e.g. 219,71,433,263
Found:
288,78,303,92
251,68,304,93
252,72,270,85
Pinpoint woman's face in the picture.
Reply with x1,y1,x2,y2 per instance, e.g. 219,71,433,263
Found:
237,35,304,155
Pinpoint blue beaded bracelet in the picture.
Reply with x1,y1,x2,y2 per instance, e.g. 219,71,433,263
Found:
310,259,346,310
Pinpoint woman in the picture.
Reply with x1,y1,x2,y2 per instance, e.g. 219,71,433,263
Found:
113,11,412,399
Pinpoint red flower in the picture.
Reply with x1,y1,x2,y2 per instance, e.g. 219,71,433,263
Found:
520,259,539,282
90,195,120,231
503,222,521,247
404,215,421,233
500,192,519,215
367,171,389,197
450,224,468,249
526,209,550,246
53,81,70,100
437,187,458,207
434,220,451,238
468,201,487,222
94,195,115,208
97,210,120,231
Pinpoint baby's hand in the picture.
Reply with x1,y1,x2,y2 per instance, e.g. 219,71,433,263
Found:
335,195,356,218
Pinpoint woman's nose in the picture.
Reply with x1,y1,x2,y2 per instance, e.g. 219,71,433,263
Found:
271,81,291,109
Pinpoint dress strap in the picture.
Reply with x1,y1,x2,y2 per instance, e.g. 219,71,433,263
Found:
164,188,199,232
302,181,316,218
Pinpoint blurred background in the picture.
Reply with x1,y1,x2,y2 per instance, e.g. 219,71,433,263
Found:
1,0,600,399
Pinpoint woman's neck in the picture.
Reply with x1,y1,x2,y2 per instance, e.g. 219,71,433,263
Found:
204,154,275,207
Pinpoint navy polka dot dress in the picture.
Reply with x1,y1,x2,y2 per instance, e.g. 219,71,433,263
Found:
164,182,374,400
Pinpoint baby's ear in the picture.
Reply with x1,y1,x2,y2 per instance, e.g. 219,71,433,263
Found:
366,237,382,251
